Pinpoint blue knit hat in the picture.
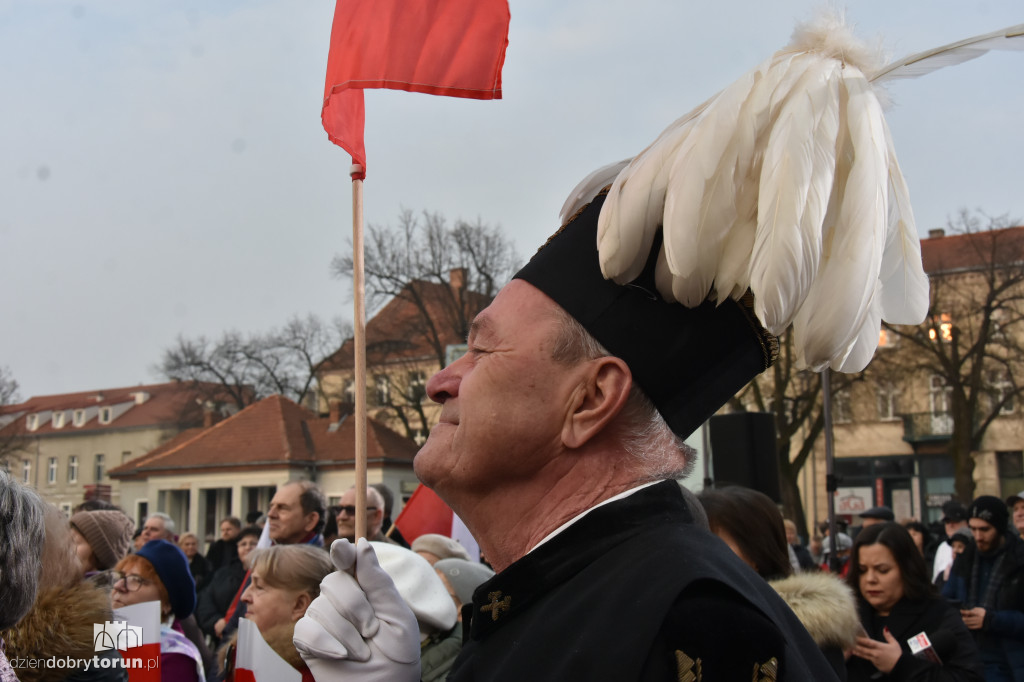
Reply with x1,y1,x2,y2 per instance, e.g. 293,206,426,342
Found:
136,539,196,619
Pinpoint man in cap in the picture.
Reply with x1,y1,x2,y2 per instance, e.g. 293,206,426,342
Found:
859,506,894,527
933,500,970,582
294,190,837,681
942,495,1024,679
1006,491,1024,537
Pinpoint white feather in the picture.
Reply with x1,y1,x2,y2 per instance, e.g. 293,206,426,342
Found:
871,24,1024,83
749,56,841,334
877,119,929,324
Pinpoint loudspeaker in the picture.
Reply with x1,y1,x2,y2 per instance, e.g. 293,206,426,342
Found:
708,412,780,502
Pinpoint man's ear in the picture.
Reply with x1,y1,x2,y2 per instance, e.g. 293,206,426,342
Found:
304,512,320,534
562,356,632,449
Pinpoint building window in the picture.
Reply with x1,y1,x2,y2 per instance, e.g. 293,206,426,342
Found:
52,411,66,429
878,327,899,349
98,407,112,424
26,414,39,431
374,375,390,406
342,379,356,403
47,457,58,485
73,409,86,427
877,382,900,421
928,313,954,342
407,371,427,402
94,454,105,482
68,455,79,484
22,459,30,484
988,371,1015,415
832,389,852,424
58,502,72,516
930,375,952,415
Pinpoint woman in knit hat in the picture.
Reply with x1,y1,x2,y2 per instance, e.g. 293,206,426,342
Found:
111,539,204,682
69,509,134,577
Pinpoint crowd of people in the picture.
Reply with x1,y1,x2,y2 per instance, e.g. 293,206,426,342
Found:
0,476,492,682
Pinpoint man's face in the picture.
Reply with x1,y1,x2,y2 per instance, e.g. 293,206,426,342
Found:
1013,500,1024,534
415,281,589,499
969,519,1001,553
141,517,170,543
335,488,383,542
267,485,317,544
220,521,239,541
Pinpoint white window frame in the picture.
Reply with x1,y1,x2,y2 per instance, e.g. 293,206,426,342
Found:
73,409,86,427
52,411,66,429
68,455,79,484
98,407,113,425
94,453,105,482
22,459,30,484
877,382,900,422
47,457,58,484
833,388,853,424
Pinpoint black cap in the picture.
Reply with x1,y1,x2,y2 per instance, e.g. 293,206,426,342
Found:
1005,491,1024,507
941,501,968,524
860,506,894,521
514,190,778,439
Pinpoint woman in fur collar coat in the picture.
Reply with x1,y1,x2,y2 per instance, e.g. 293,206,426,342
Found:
1,503,127,682
218,545,332,682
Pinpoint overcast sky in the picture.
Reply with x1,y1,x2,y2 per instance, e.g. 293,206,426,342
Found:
2,0,1021,400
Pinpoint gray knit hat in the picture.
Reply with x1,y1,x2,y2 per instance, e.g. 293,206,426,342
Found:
434,558,495,606
410,533,471,562
70,509,134,571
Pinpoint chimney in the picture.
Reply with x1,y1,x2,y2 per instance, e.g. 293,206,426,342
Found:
449,267,467,294
928,228,945,239
202,401,222,429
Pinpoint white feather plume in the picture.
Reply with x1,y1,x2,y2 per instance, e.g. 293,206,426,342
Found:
559,13,1024,372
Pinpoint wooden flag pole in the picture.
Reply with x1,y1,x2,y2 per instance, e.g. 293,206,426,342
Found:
351,164,368,542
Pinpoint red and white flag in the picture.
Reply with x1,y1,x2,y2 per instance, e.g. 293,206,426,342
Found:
321,0,511,177
393,484,479,560
109,600,161,682
234,618,302,682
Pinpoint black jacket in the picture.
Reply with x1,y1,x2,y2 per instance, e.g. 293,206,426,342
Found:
846,596,983,682
450,480,838,681
195,558,246,640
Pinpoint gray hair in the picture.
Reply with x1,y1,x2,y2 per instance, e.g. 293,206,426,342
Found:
248,544,334,600
0,470,46,629
548,306,695,480
147,511,176,535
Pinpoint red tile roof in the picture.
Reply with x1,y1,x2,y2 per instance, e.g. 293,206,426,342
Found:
324,279,490,371
0,381,228,438
921,226,1024,274
107,394,417,479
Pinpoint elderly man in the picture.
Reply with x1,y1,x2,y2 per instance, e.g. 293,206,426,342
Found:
335,487,391,543
295,190,836,681
140,511,176,543
1007,491,1024,536
942,496,1024,680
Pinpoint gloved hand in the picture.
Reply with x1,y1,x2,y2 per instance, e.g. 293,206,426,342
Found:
294,537,421,681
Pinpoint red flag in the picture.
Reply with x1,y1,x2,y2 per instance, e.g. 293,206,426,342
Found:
393,484,454,540
322,0,510,177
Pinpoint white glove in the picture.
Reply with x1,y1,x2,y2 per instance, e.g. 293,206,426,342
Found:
294,538,421,681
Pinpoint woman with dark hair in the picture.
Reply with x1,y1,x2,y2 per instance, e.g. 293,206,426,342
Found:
196,526,261,645
699,487,860,679
846,522,983,681
904,520,937,568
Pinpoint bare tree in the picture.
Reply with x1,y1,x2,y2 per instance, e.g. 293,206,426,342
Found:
729,334,864,540
159,314,350,411
0,366,25,468
880,211,1024,502
331,209,520,369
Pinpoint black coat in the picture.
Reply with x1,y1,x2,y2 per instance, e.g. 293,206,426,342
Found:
846,596,984,682
450,480,838,681
195,558,246,640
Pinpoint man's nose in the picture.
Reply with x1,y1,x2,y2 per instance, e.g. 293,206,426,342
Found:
426,362,461,403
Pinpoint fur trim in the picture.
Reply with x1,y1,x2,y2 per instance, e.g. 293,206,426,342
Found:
0,582,114,682
770,571,860,649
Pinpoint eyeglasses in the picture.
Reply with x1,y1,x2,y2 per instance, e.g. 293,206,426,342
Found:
110,571,151,592
337,506,378,516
